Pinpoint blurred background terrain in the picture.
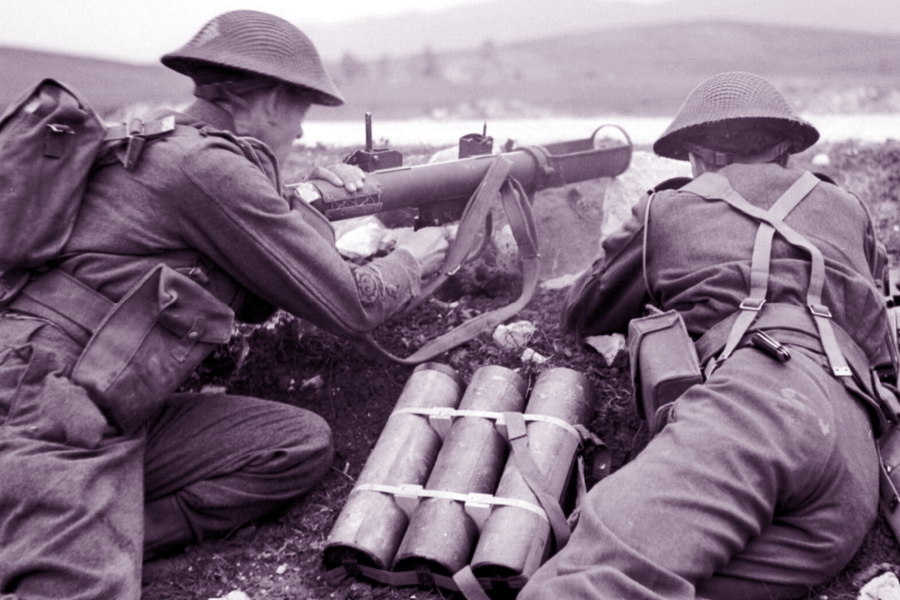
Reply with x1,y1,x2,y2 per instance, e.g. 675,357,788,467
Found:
1,0,899,122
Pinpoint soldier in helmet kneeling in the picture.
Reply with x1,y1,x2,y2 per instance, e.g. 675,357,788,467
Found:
0,10,448,599
520,72,897,599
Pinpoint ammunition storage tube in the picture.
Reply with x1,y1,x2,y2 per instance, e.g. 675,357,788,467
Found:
324,362,464,570
471,367,595,579
392,365,527,576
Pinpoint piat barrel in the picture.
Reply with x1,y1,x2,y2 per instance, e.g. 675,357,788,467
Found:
287,126,633,222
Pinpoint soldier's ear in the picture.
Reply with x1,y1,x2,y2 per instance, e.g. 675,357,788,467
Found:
260,87,282,121
688,152,709,177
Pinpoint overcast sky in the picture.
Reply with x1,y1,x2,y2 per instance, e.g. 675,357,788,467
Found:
0,0,673,64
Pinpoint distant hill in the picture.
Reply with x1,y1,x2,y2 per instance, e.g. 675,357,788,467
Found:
327,20,900,119
303,0,900,60
0,47,192,118
1,20,898,121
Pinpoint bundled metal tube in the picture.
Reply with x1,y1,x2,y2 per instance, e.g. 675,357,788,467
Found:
470,367,595,579
324,362,465,570
392,365,527,576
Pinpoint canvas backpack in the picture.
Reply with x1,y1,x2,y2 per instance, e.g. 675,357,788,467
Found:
0,78,174,304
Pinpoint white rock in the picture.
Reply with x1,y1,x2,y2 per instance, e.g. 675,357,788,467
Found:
331,215,375,241
601,151,692,242
585,333,627,365
493,320,536,349
381,226,416,250
494,223,518,272
521,347,548,364
335,216,388,260
859,572,900,600
300,375,325,391
208,591,252,600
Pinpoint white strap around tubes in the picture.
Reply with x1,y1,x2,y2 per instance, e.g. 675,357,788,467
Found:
352,482,549,528
390,406,583,442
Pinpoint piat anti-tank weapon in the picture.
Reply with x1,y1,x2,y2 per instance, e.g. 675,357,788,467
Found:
287,112,633,225
286,114,633,365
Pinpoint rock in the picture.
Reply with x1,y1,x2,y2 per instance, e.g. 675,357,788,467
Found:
494,223,518,272
493,320,536,349
335,216,389,260
859,572,900,600
521,347,548,364
300,375,325,391
208,591,251,600
530,150,691,282
585,333,627,366
600,151,692,242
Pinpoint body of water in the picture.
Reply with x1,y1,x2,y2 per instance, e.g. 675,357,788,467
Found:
300,114,900,149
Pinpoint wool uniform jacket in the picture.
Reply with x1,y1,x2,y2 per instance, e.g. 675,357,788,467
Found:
563,162,892,373
60,99,422,335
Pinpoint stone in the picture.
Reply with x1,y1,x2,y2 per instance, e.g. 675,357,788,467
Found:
493,320,536,349
585,333,627,366
859,572,900,600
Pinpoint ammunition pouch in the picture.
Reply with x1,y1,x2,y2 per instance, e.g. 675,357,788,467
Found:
627,308,703,434
72,264,234,432
8,265,234,433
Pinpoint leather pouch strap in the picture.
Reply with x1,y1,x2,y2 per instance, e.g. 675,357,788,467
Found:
8,269,113,345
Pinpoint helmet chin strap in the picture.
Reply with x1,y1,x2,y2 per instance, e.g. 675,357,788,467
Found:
684,140,792,168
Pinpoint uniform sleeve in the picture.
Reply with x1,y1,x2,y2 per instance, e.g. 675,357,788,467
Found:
562,194,652,335
174,137,422,337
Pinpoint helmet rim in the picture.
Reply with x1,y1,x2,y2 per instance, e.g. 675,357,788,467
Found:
653,72,819,161
161,10,344,107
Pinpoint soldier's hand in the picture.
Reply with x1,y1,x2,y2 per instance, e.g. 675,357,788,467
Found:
308,163,366,193
395,227,451,278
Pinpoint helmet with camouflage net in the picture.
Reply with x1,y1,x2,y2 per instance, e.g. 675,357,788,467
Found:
161,10,344,106
653,72,818,162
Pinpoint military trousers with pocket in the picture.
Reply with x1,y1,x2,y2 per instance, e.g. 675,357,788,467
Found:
520,344,880,600
0,313,334,600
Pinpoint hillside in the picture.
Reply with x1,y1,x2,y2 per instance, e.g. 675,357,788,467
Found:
325,20,900,119
1,20,898,121
302,0,900,59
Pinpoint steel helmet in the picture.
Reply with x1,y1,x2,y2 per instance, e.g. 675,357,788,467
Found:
653,72,818,161
161,10,345,106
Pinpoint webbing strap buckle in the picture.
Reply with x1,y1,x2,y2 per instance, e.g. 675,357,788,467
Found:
809,303,833,318
739,298,765,311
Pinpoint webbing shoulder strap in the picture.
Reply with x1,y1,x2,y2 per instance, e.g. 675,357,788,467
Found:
684,171,852,377
642,192,659,304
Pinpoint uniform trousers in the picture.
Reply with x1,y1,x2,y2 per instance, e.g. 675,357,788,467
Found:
520,345,879,600
0,313,333,600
